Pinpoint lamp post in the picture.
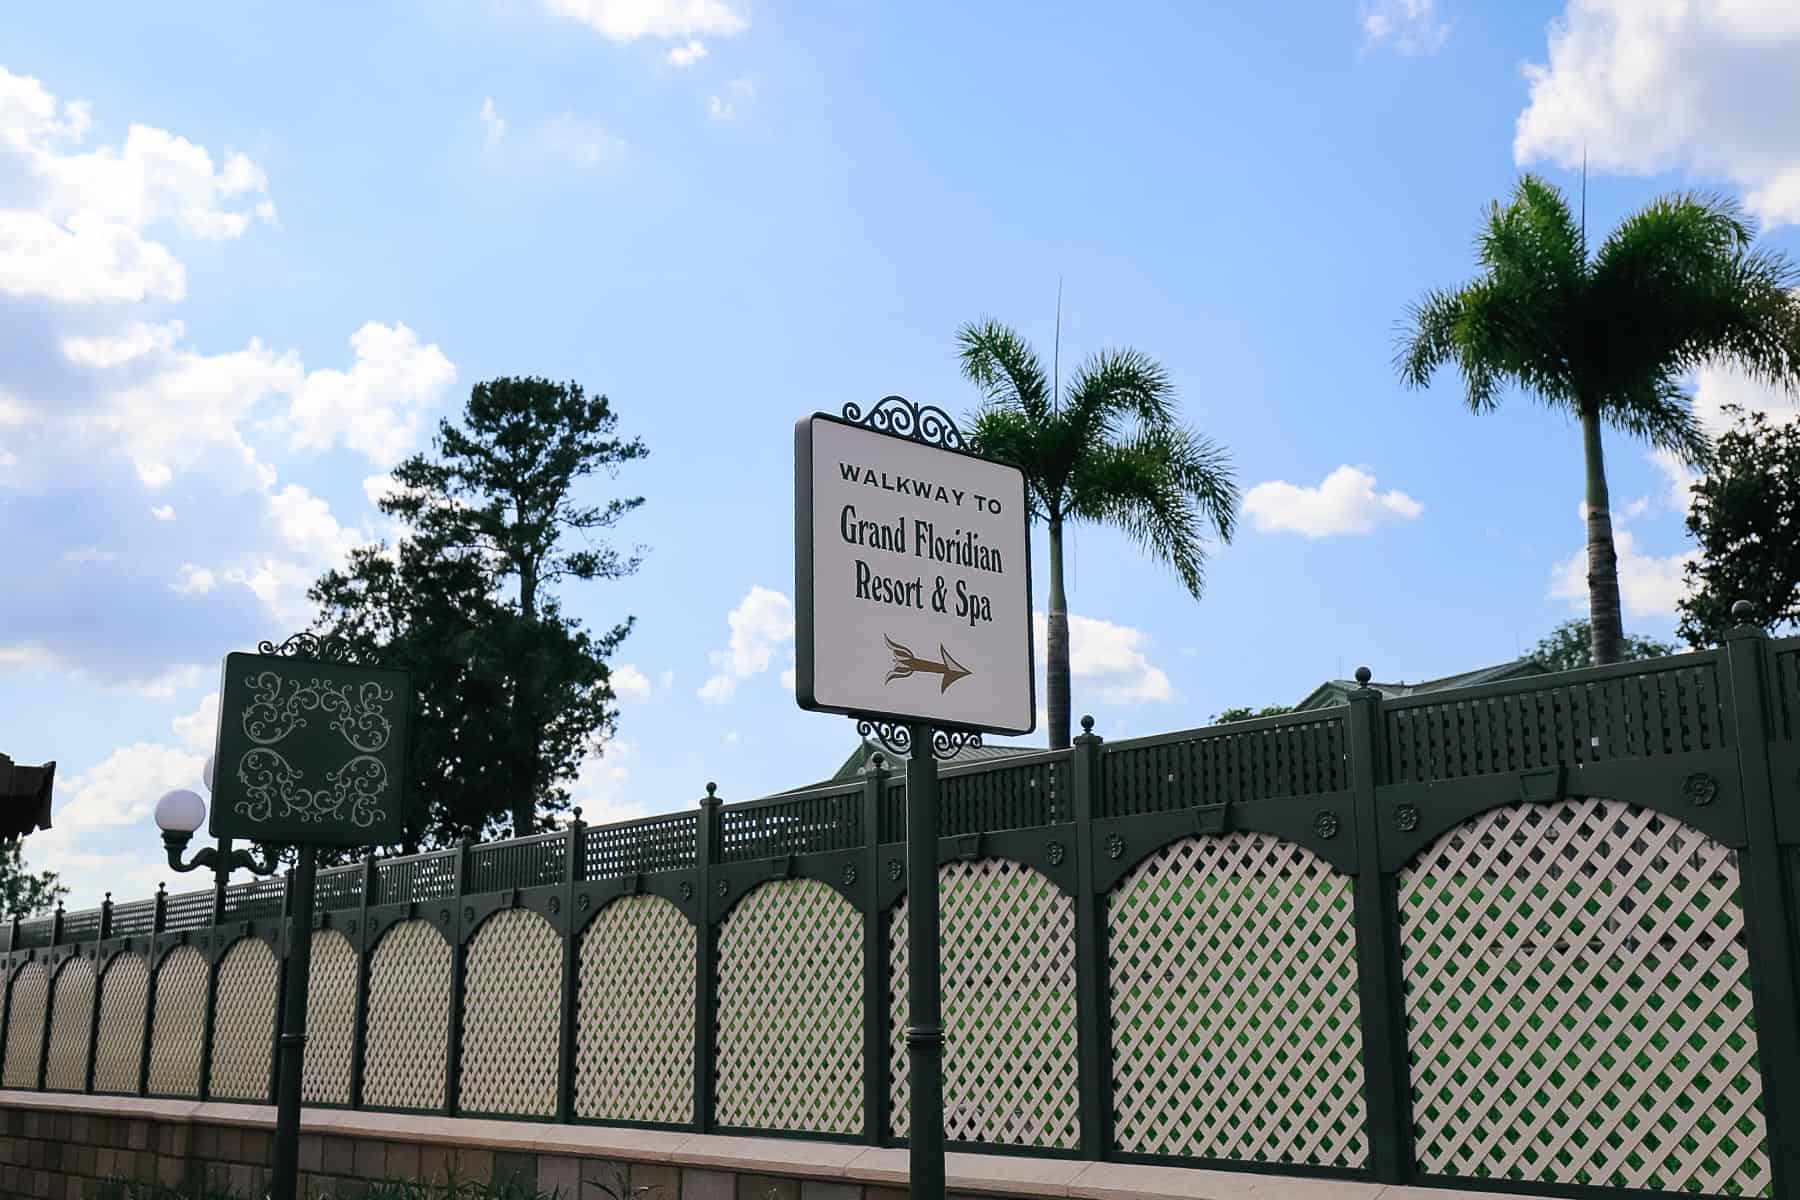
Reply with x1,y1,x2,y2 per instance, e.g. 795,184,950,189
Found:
153,763,278,884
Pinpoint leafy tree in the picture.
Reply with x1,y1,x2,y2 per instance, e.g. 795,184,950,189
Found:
1211,704,1294,724
1678,406,1800,646
311,377,645,845
1398,175,1800,666
0,841,64,917
1529,618,1675,672
958,319,1238,749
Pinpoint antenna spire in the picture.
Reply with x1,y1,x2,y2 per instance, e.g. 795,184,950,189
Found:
1580,147,1588,259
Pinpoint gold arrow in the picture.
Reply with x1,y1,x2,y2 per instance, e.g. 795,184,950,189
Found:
883,634,974,693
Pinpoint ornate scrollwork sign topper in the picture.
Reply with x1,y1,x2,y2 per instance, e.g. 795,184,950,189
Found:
208,640,411,846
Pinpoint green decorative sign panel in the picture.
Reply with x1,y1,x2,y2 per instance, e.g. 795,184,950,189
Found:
210,638,411,845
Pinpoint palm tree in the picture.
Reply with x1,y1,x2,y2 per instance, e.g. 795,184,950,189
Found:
1399,174,1800,664
957,319,1239,749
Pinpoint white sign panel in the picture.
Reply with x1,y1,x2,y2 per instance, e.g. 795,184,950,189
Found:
795,411,1034,734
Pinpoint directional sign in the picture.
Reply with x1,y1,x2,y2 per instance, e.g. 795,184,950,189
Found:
210,643,411,845
795,408,1034,734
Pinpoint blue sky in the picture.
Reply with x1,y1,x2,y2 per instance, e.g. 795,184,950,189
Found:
5,0,1800,906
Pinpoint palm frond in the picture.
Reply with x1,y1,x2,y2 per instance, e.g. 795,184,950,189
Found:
965,407,1056,520
956,319,1051,424
1065,425,1237,598
1479,174,1586,291
1602,373,1712,467
1061,347,1176,444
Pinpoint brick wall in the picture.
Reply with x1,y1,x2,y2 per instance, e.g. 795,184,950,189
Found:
0,1095,1023,1200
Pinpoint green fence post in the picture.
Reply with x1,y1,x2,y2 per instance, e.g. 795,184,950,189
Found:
348,854,375,1110
36,904,61,1090
1724,608,1800,1198
695,784,721,1133
87,894,111,1094
1347,668,1415,1183
861,754,891,1144
556,809,584,1124
1071,716,1110,1161
138,883,166,1097
445,833,473,1117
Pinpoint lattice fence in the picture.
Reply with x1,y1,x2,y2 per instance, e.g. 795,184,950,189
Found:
363,920,452,1111
1399,798,1769,1195
1108,834,1365,1166
44,958,95,1091
3,963,47,1089
209,938,278,1102
575,895,695,1125
92,953,148,1095
716,879,863,1135
147,946,208,1097
460,908,563,1117
890,859,1079,1148
303,930,359,1105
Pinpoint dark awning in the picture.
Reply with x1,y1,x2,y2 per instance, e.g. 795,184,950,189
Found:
0,755,54,841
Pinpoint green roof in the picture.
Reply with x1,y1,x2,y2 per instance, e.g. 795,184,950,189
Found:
1293,659,1551,711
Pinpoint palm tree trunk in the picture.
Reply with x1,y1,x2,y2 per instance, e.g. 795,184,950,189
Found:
1581,405,1627,665
1046,516,1071,750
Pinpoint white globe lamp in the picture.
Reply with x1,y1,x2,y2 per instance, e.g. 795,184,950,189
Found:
155,788,206,836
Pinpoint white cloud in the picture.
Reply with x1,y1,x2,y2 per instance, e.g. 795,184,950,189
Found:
708,96,736,121
480,97,507,143
1244,465,1423,538
61,321,184,368
659,668,674,690
1691,360,1800,435
566,739,647,825
1032,612,1174,706
540,0,748,42
477,99,626,170
698,586,794,701
666,40,708,66
612,663,651,699
61,546,114,565
122,662,206,700
282,321,456,463
171,563,217,595
1362,0,1450,54
1552,518,1694,619
0,65,273,303
1515,0,1800,228
150,504,175,520
1650,450,1700,518
171,691,220,755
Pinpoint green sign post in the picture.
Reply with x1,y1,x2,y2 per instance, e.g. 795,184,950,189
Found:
209,634,410,1200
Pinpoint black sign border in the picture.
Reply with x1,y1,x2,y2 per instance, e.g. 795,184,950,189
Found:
794,411,1037,736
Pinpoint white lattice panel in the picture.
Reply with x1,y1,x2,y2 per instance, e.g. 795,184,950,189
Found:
575,895,695,1124
364,919,452,1110
1400,798,1769,1195
304,930,358,1105
3,963,47,1089
93,954,149,1094
460,908,564,1116
209,938,278,1102
147,946,208,1097
716,879,863,1134
891,859,1080,1149
1108,834,1365,1166
44,958,96,1091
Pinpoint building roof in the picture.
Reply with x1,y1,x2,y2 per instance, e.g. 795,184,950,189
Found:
1293,659,1551,712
